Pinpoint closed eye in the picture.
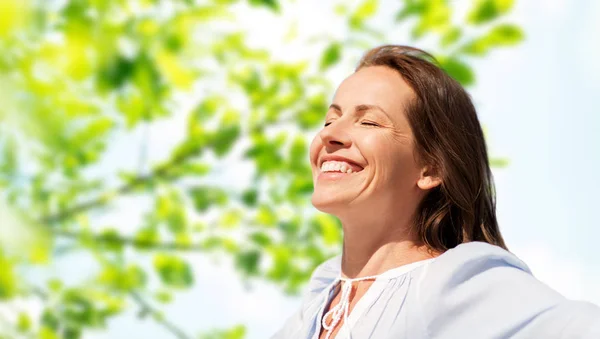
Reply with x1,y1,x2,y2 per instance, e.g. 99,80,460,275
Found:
361,121,379,127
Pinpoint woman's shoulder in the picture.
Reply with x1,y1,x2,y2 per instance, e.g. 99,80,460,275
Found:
428,241,532,275
415,242,600,338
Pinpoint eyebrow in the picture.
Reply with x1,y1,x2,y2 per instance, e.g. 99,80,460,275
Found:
329,103,391,118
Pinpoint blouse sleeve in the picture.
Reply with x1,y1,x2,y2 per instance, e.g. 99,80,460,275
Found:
417,242,600,339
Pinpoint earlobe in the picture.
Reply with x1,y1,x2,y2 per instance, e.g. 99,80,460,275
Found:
417,166,442,190
417,176,442,190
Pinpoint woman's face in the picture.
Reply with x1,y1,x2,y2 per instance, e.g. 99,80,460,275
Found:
310,66,425,215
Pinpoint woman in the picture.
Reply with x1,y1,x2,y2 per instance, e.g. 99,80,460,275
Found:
272,45,600,339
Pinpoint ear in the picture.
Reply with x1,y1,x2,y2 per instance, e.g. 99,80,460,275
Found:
417,165,442,190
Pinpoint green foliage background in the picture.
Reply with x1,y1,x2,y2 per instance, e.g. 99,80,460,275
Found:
0,0,522,337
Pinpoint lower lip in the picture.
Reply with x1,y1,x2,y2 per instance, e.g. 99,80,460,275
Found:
317,171,359,181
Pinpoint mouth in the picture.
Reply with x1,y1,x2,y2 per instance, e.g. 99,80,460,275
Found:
317,160,364,181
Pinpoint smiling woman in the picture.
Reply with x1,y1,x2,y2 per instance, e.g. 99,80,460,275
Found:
271,45,600,339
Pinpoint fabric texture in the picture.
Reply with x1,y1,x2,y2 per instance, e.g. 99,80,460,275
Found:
271,241,600,339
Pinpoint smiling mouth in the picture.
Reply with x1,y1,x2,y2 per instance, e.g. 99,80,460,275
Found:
319,160,364,175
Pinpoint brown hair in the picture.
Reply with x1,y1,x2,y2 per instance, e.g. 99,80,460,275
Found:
356,45,507,252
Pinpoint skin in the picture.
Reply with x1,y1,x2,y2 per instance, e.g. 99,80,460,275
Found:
309,66,442,338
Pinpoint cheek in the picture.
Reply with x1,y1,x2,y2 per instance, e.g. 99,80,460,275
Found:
363,134,416,175
309,135,321,165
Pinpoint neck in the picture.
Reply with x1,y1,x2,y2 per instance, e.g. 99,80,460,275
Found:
337,211,438,279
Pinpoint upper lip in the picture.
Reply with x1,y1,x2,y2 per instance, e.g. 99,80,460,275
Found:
318,154,364,170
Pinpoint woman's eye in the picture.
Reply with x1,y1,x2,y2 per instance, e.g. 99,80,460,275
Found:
361,121,379,127
324,121,332,127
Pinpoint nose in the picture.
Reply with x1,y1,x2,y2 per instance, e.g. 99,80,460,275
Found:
318,120,352,149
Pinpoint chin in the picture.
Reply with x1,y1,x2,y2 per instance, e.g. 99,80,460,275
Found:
311,192,352,214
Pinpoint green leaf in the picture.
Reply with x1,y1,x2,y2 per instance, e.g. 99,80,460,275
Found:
461,24,524,56
241,189,258,206
189,186,228,212
155,290,173,304
468,0,515,25
153,254,194,288
191,96,224,125
249,232,272,247
313,214,341,245
0,251,17,299
39,326,60,339
166,206,187,234
210,123,241,157
395,0,426,21
440,27,462,48
220,209,243,228
298,93,328,129
350,0,378,28
256,205,277,226
289,136,307,168
248,0,279,12
133,228,160,249
98,229,124,252
438,57,475,86
97,56,135,91
267,246,291,281
236,250,261,276
320,43,342,70
490,157,509,168
17,312,31,332
287,176,313,201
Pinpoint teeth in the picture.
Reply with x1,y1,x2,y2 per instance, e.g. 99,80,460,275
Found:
320,160,358,173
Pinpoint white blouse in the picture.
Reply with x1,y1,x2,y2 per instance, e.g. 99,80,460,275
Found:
271,242,600,338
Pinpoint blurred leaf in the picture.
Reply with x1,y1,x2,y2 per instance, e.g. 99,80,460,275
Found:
461,24,524,56
468,0,515,25
320,43,342,70
350,0,378,29
0,0,31,38
210,112,241,157
155,290,173,304
298,93,328,129
97,56,135,91
440,27,462,48
396,0,426,20
189,186,228,212
287,176,313,201
220,209,243,229
99,265,147,291
249,232,272,247
267,246,291,281
155,50,195,89
39,326,60,339
134,228,160,249
248,0,279,12
199,324,247,339
235,250,261,276
289,136,308,169
153,254,194,288
17,312,31,332
0,251,17,299
241,189,258,207
438,57,475,86
256,205,277,227
490,157,510,167
313,214,342,245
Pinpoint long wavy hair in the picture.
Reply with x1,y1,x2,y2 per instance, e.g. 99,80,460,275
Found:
356,45,507,252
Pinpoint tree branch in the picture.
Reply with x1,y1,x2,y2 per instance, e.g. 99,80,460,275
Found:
129,290,193,339
39,146,200,225
53,229,206,252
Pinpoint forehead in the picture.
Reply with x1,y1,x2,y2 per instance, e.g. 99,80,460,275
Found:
332,66,415,114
